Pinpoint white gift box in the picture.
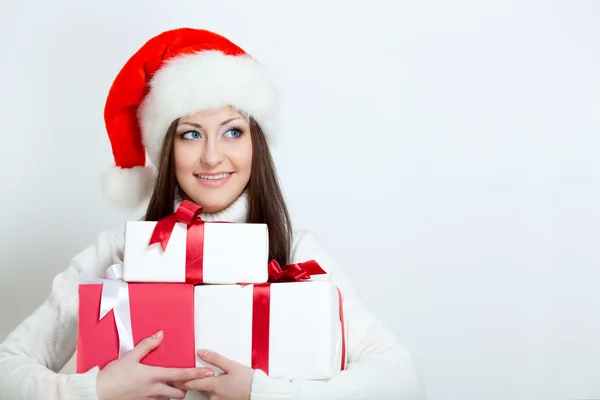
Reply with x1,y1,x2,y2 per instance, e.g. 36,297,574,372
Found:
123,221,269,284
194,281,347,380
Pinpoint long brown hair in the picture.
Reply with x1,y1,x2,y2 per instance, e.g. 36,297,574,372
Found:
144,117,293,266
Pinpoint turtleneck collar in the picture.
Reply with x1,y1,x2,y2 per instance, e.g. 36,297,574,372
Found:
173,189,250,223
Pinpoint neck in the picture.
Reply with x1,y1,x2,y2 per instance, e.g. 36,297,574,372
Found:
174,190,250,223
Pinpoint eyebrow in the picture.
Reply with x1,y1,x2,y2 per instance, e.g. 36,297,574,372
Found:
178,117,243,130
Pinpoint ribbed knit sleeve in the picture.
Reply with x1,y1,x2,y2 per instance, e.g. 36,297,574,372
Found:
0,230,124,400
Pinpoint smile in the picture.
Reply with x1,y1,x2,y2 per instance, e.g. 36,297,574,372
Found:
194,172,234,188
196,173,232,180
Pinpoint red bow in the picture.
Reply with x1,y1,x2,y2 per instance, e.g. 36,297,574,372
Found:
267,259,327,283
148,200,205,283
148,200,203,251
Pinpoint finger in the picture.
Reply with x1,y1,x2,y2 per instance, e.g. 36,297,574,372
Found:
124,330,164,362
152,366,215,382
197,349,236,372
171,381,186,391
149,383,187,399
179,376,218,392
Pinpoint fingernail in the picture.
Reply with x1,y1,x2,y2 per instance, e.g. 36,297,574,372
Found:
205,370,214,377
152,330,163,339
197,349,208,357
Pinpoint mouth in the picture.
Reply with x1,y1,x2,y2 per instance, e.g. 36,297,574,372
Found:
194,172,234,188
195,172,233,180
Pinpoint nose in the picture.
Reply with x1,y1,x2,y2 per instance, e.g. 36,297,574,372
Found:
199,139,224,168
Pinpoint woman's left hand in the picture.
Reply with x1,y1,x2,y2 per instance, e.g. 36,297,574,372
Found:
175,349,253,400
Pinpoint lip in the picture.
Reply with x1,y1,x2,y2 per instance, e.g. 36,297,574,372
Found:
194,172,234,188
195,171,233,176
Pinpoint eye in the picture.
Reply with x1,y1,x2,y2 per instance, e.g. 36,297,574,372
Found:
181,131,201,140
224,128,243,139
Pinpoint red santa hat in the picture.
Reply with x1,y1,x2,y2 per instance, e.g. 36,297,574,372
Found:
101,28,278,209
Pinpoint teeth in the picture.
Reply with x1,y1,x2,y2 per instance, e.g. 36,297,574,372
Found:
198,173,230,180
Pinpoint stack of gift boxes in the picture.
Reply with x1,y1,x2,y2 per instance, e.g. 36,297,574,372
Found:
76,200,347,380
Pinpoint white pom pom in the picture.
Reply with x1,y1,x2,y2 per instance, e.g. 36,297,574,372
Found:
101,165,156,210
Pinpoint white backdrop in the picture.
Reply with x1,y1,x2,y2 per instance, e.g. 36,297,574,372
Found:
1,1,599,399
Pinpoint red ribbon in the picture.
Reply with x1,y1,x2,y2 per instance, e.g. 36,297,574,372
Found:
267,259,327,283
337,288,347,370
251,283,271,374
148,200,205,283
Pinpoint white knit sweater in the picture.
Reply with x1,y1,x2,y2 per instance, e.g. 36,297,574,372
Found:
0,193,425,400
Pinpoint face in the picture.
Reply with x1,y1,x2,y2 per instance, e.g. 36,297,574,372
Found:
174,106,253,213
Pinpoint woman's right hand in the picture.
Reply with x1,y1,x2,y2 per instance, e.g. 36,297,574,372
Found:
96,330,214,400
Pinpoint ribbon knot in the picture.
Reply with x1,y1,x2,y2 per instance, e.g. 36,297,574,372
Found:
149,200,204,251
267,259,327,283
147,200,206,283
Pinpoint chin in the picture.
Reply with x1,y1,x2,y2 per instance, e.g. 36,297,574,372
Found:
188,193,237,214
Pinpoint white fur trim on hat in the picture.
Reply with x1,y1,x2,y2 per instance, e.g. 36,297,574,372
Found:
101,165,156,210
138,50,279,166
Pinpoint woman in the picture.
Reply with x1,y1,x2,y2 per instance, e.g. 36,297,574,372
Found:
0,28,425,400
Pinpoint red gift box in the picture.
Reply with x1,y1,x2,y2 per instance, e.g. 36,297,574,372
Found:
76,282,196,373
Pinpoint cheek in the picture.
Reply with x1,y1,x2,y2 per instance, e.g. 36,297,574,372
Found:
174,142,196,174
232,144,253,176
